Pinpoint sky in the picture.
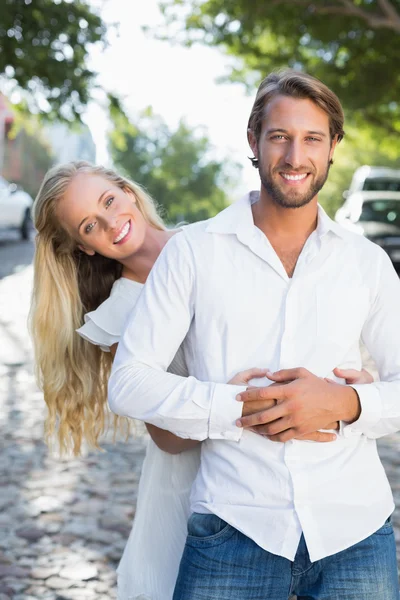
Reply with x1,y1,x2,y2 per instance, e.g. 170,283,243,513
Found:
84,0,260,199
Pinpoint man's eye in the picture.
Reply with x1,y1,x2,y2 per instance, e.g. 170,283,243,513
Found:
306,137,321,142
105,196,114,208
85,222,95,234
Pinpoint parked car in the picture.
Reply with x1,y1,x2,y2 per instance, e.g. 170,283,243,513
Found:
0,176,33,240
335,191,400,269
343,165,400,199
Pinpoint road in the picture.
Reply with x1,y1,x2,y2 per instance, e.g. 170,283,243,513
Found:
0,231,35,280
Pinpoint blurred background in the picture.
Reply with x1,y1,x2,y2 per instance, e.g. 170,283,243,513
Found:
1,1,400,598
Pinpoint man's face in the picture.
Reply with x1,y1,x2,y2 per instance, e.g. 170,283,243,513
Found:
249,95,337,208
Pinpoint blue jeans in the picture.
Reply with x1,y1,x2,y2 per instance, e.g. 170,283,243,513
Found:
173,513,399,600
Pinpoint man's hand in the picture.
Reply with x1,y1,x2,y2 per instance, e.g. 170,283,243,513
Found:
236,367,361,442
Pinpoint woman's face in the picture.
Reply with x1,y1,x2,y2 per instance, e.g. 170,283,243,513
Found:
57,173,148,260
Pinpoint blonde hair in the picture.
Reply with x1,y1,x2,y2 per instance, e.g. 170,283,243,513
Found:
29,161,165,455
248,69,345,167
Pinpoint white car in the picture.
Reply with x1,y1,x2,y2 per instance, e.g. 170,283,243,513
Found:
335,191,400,270
343,165,400,199
0,176,33,240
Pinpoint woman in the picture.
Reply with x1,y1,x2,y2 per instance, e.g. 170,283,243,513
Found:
30,161,372,600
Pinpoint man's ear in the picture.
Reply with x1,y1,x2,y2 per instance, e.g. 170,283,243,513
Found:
329,134,339,163
247,128,258,160
78,244,95,256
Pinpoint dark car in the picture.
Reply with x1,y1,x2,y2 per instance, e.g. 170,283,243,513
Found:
335,191,400,271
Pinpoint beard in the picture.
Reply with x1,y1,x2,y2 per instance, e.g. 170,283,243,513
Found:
259,160,331,209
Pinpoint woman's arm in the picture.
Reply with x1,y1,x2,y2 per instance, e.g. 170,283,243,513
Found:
110,344,199,455
145,424,199,455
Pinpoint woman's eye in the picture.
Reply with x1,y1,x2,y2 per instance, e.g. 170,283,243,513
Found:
85,222,95,234
105,196,114,208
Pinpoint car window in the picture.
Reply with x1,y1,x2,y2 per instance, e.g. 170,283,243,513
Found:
363,178,400,192
359,200,400,226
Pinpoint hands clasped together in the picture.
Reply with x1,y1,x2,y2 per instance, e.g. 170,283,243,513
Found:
228,367,373,443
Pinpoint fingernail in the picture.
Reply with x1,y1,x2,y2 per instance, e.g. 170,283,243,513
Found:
236,419,242,427
236,394,242,401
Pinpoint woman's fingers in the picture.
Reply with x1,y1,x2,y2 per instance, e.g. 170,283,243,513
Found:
333,367,373,384
360,368,374,383
325,421,340,431
228,368,269,385
295,431,337,442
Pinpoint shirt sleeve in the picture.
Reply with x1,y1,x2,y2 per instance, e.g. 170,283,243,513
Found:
108,232,245,442
342,248,400,439
76,283,142,351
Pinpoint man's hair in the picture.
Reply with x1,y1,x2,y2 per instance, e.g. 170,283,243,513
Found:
247,69,345,167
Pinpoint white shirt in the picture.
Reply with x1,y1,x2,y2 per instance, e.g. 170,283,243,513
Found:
109,192,400,562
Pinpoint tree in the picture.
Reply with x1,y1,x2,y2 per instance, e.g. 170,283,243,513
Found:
109,106,239,223
320,121,400,216
0,0,107,120
158,0,400,135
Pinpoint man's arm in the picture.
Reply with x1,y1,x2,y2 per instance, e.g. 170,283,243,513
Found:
108,232,245,442
236,248,400,441
110,343,199,454
341,249,400,439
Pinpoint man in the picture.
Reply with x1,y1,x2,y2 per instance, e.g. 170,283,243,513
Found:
108,70,400,599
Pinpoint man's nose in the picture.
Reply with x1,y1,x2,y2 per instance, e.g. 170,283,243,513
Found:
284,140,303,168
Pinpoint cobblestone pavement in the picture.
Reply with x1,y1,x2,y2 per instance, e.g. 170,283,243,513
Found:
0,266,147,599
0,264,400,599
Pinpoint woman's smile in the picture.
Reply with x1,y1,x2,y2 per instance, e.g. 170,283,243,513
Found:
113,219,132,244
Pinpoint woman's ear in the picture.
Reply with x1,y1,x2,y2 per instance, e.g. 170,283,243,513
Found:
78,244,95,256
124,188,137,203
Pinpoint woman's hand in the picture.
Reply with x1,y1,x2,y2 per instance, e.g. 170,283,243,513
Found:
332,367,374,384
310,368,374,442
228,368,269,386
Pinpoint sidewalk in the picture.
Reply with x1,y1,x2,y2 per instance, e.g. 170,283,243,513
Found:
0,266,147,599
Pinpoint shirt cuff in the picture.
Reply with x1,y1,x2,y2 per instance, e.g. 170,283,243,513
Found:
341,384,382,438
208,383,246,441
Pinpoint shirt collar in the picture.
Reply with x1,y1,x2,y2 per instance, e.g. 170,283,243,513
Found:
317,203,346,239
206,191,345,240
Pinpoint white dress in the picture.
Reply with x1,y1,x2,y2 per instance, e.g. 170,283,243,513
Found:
77,277,201,600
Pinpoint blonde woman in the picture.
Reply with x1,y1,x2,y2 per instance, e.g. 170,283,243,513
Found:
30,161,372,600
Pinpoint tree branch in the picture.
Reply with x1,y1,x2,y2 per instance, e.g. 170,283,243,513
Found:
319,5,400,33
269,0,400,33
377,0,400,23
